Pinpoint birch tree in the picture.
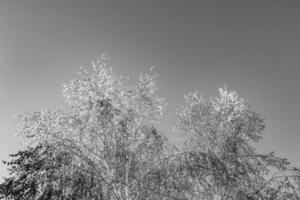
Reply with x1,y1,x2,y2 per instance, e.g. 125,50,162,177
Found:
15,56,178,200
175,88,300,200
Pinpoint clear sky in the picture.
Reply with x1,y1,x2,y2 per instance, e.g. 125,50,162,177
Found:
0,0,300,178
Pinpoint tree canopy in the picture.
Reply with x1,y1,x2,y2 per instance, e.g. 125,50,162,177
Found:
1,55,300,200
0,145,102,200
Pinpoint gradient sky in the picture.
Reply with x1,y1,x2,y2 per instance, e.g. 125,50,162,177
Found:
0,0,300,179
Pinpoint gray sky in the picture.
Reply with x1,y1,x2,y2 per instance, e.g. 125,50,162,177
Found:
0,0,300,178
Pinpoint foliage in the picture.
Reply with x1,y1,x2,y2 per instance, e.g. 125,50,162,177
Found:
1,55,300,200
175,88,300,199
0,144,103,200
13,55,175,200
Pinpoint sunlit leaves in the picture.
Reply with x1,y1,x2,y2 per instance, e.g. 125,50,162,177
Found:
15,56,171,200
175,87,300,199
5,56,300,200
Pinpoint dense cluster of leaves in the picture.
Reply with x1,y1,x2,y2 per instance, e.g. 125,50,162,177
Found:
0,145,103,200
174,89,300,199
1,56,299,200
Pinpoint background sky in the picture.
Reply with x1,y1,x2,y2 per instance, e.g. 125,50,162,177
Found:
0,0,300,179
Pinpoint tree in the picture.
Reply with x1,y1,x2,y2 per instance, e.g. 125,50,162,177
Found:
2,55,300,200
174,88,300,199
14,55,179,200
0,144,104,200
